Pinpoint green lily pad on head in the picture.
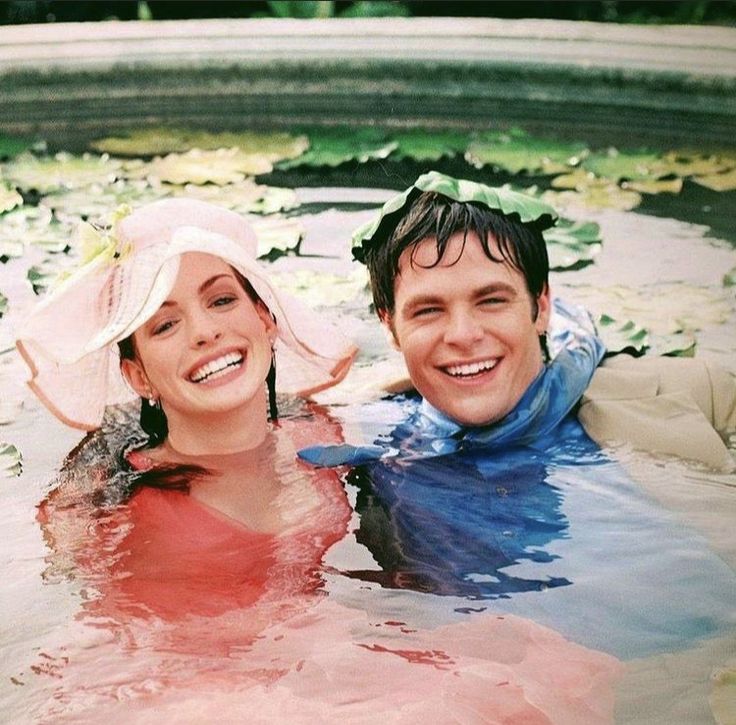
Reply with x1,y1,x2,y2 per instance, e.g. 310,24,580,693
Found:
597,314,650,356
278,128,397,169
172,179,299,215
251,217,304,259
544,218,602,271
692,167,736,192
0,442,22,477
465,129,588,175
41,179,167,225
352,170,558,263
390,130,471,163
129,148,273,185
0,183,23,214
4,153,124,194
581,148,662,182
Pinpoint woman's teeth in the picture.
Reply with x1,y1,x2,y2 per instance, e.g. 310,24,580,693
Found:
445,359,498,377
190,352,244,383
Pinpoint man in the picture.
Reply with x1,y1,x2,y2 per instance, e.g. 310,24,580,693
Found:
299,171,736,658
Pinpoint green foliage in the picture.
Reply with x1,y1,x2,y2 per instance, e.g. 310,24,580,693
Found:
582,149,662,182
390,130,471,162
0,442,22,478
544,219,602,271
0,291,7,317
278,128,397,169
267,1,335,19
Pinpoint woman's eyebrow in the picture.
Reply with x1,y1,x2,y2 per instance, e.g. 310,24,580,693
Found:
198,274,233,293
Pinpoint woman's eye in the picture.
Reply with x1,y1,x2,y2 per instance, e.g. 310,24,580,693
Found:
211,295,237,308
152,319,176,336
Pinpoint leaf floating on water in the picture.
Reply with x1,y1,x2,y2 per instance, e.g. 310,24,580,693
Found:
131,148,273,186
0,182,23,214
544,218,602,271
710,666,736,725
174,179,299,215
0,134,40,160
651,151,732,179
466,129,588,175
550,168,605,190
271,268,369,307
0,238,24,262
0,291,7,317
390,130,471,162
90,127,195,156
622,177,683,195
27,264,54,295
597,314,650,356
692,167,736,192
278,128,397,169
582,148,662,182
723,266,736,287
543,185,642,212
250,217,304,258
649,332,696,358
0,442,22,477
4,153,124,193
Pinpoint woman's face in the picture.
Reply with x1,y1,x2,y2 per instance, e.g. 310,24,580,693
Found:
121,253,276,421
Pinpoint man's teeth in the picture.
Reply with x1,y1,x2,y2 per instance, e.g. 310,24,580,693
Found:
190,352,243,383
445,359,497,377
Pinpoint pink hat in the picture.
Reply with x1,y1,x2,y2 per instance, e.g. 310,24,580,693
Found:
16,198,357,430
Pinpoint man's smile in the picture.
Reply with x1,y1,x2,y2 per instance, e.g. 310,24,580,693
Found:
441,358,499,379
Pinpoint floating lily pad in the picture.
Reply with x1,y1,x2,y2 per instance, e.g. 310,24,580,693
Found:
597,314,650,356
267,1,335,18
251,217,304,258
0,442,22,477
622,177,683,195
27,264,54,295
130,148,273,185
651,151,732,179
278,128,397,169
0,135,38,160
550,168,607,190
582,148,663,182
4,153,123,193
0,291,6,317
544,218,602,271
41,180,167,224
271,268,369,307
710,666,736,725
173,179,299,215
543,185,642,211
724,266,736,287
0,238,24,262
692,167,736,192
0,183,23,214
466,129,587,175
390,130,471,162
0,204,71,258
649,332,696,357
90,127,194,156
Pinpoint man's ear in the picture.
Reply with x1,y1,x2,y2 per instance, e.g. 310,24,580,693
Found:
534,284,552,335
121,357,154,399
378,309,401,351
255,301,278,344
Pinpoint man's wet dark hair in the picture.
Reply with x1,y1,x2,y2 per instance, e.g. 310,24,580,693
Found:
364,191,550,318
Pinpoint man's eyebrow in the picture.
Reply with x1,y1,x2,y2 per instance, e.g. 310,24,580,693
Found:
402,282,518,310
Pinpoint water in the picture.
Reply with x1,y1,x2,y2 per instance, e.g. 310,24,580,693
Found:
1,168,736,722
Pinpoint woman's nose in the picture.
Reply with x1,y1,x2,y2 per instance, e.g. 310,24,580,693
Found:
190,310,222,347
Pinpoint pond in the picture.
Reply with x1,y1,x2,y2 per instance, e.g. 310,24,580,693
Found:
1,123,736,724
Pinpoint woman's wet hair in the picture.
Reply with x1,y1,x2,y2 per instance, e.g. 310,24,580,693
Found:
365,191,550,317
117,265,278,467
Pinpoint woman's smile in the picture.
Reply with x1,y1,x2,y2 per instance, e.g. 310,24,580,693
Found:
188,350,246,385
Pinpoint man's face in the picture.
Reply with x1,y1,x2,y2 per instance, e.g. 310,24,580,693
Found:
384,231,550,427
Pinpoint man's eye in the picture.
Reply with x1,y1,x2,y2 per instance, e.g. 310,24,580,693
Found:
480,297,506,306
414,307,441,318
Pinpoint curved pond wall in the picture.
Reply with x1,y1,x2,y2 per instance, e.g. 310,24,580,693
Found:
1,17,735,147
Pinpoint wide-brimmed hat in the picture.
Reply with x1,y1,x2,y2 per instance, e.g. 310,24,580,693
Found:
16,198,357,430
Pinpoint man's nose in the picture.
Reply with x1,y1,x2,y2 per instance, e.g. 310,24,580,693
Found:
443,310,484,346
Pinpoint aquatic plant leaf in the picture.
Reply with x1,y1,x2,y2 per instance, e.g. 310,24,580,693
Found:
0,291,7,317
183,131,309,163
0,238,24,262
271,268,369,307
267,1,334,18
544,218,602,271
251,217,304,258
27,264,54,295
0,183,23,214
550,168,607,190
41,179,167,225
0,204,72,258
465,130,588,175
724,266,736,287
649,332,696,357
340,1,410,16
0,442,22,477
173,179,299,215
582,149,663,182
132,148,273,185
622,177,683,195
90,127,193,156
3,153,123,193
390,130,471,162
652,151,732,178
597,314,650,356
278,128,397,169
692,167,736,192
543,185,642,212
566,283,732,336
0,135,38,160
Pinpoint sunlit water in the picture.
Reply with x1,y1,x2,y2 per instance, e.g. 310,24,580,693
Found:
2,179,736,724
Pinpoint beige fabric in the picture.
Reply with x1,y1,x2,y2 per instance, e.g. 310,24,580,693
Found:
579,356,736,471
